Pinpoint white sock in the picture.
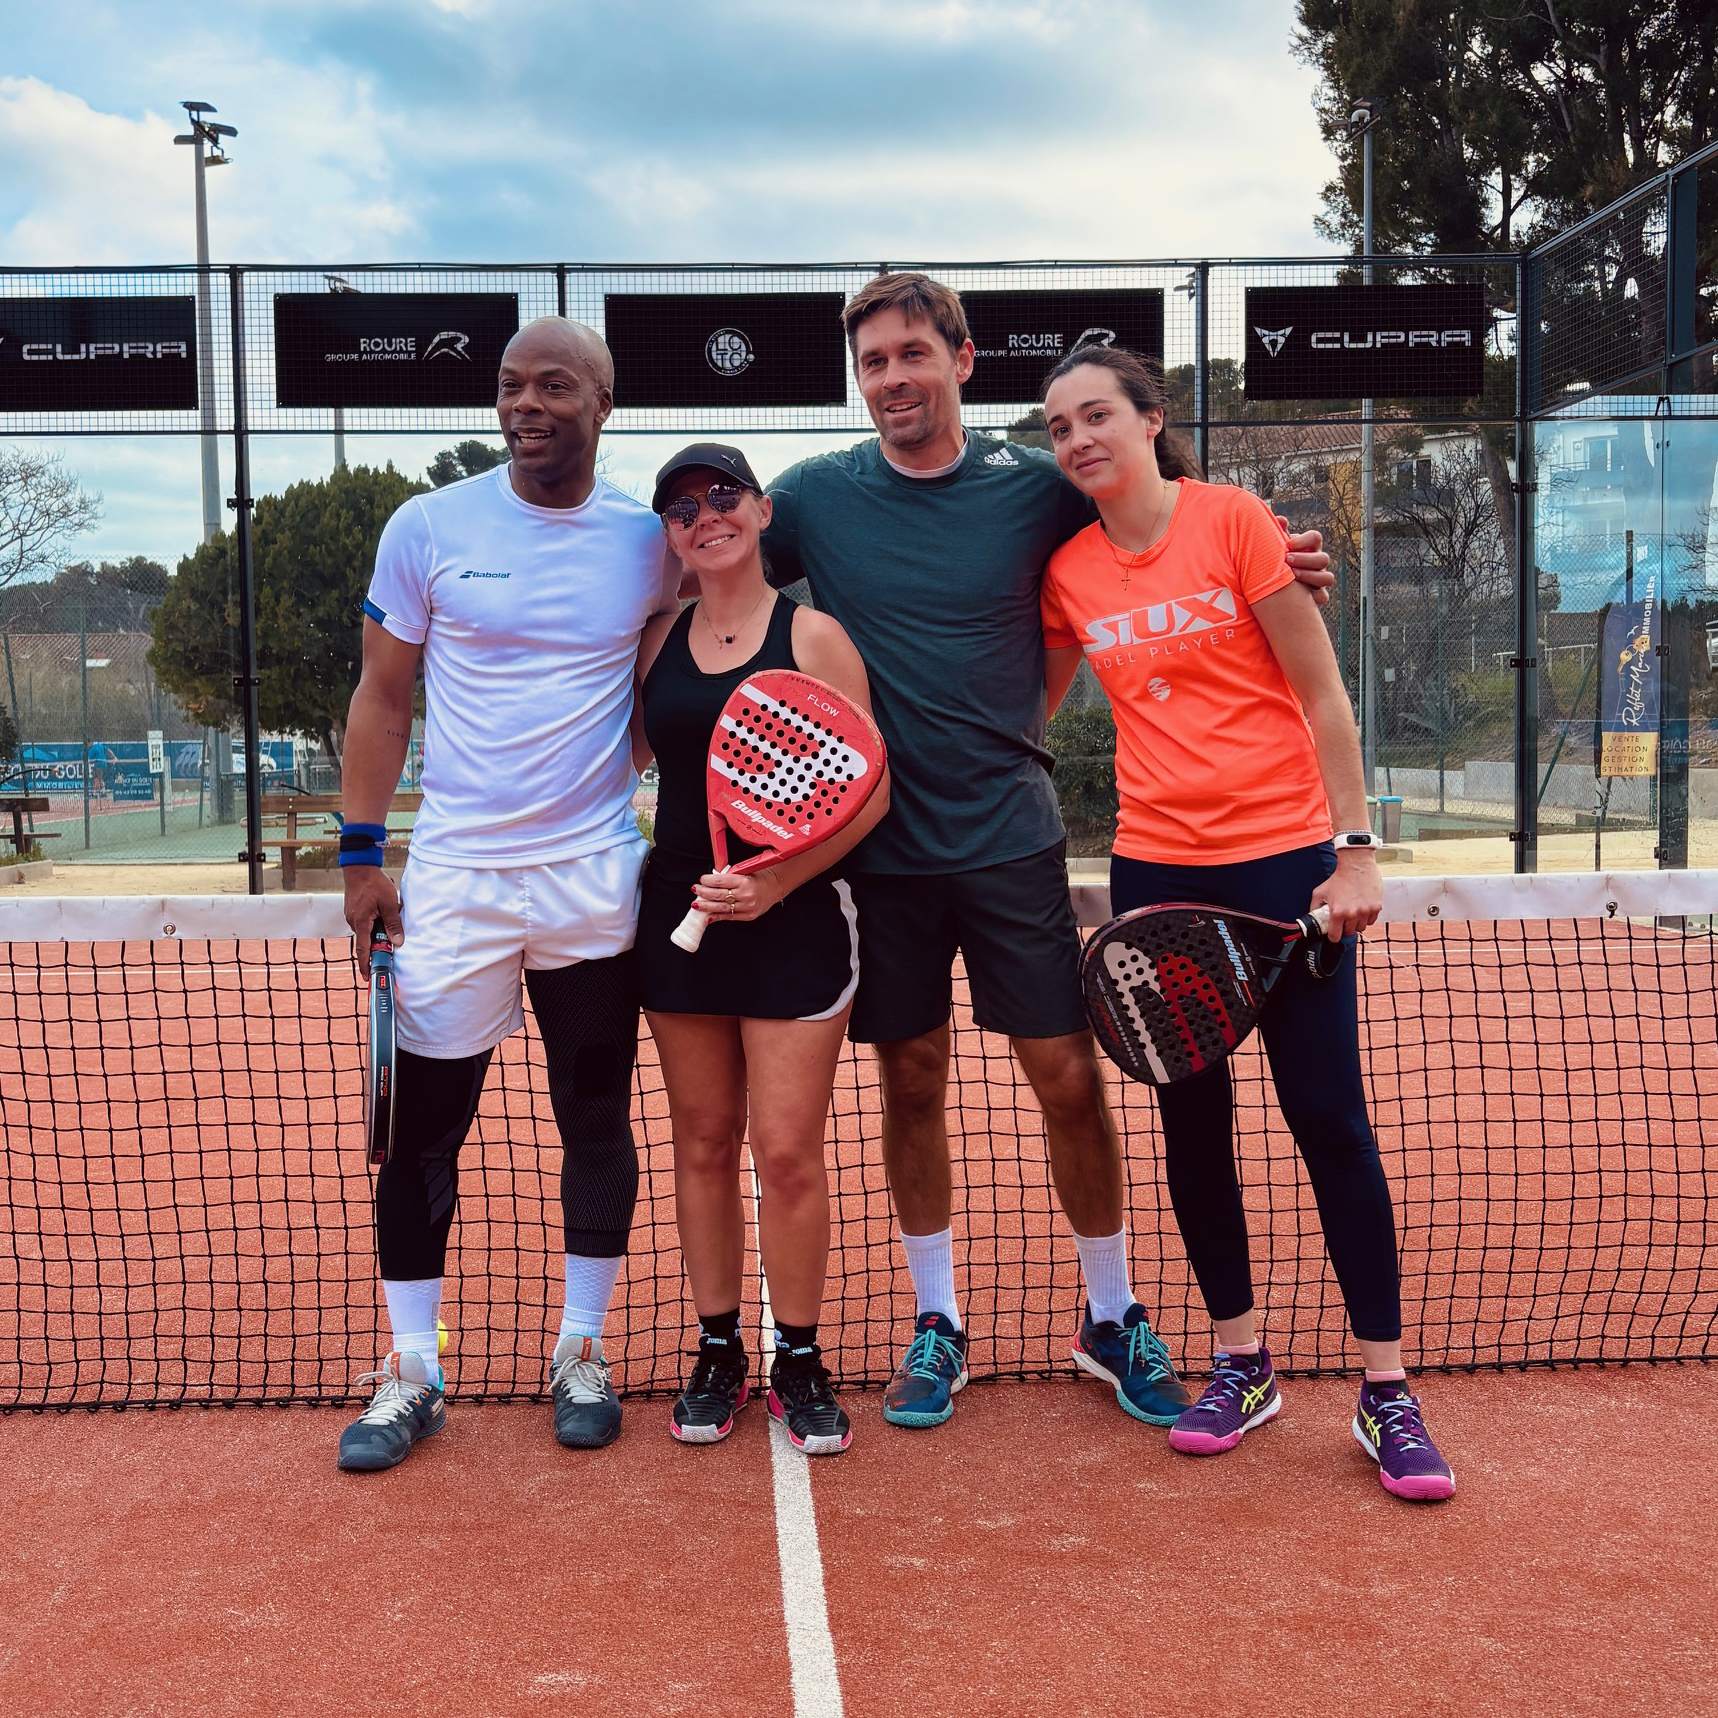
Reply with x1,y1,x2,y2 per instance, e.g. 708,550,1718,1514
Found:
558,1253,624,1345
382,1276,442,1380
899,1227,961,1330
1073,1229,1134,1326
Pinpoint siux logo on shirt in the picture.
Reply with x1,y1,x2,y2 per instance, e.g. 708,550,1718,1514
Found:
1080,585,1238,655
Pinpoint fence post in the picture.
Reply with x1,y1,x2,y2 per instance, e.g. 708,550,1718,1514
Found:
1512,251,1538,874
227,266,265,896
1192,261,1209,473
556,263,568,320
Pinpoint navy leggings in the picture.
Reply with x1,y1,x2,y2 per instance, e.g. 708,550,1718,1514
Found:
1110,843,1401,1343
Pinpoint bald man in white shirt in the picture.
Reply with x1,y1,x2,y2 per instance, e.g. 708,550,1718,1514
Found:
335,319,678,1472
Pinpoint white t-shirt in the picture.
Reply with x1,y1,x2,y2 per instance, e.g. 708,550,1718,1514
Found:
365,464,678,867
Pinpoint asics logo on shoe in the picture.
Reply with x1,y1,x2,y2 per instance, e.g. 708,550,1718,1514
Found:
1359,1407,1381,1445
1241,1380,1272,1412
982,446,1019,466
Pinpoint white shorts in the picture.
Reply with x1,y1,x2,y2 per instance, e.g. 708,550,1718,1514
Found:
392,838,647,1058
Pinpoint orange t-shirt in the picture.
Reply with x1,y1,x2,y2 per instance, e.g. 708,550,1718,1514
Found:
1041,479,1332,864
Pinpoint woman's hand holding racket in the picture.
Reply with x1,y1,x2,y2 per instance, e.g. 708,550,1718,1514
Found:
1309,849,1383,941
692,867,785,924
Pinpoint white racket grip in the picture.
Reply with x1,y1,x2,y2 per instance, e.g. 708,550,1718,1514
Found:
671,903,712,953
1310,904,1331,934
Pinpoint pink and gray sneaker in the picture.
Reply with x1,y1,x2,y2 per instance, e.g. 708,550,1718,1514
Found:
1353,1379,1455,1500
1168,1348,1282,1455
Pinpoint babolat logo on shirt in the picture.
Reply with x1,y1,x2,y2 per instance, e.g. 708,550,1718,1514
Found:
458,569,510,579
1082,586,1238,654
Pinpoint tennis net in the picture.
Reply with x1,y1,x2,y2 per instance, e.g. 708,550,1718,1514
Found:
1,871,1713,1409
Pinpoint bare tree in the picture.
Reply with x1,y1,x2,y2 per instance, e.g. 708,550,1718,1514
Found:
0,448,103,591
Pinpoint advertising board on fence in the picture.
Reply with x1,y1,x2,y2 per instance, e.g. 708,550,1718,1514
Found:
961,290,1164,405
1597,588,1661,778
0,297,198,411
604,293,848,407
1243,284,1486,401
273,293,520,408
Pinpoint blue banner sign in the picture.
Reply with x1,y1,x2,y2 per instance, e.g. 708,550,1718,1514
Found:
1597,586,1660,778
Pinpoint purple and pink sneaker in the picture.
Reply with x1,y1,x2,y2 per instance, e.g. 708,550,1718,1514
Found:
1353,1379,1456,1501
1168,1348,1282,1455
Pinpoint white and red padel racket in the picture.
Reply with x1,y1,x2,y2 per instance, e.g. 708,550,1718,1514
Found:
670,670,886,953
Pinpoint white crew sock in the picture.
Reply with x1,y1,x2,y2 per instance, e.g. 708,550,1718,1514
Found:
1073,1229,1135,1327
899,1227,961,1330
558,1253,625,1344
382,1276,442,1381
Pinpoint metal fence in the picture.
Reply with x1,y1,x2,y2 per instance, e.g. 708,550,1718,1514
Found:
1,141,1713,886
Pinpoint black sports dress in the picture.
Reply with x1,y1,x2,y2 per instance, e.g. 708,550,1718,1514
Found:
637,595,860,1020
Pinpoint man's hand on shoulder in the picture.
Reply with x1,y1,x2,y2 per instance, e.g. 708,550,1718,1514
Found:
1279,520,1334,607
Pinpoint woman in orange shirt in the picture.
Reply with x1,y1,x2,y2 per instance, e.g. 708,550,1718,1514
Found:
1039,346,1453,1502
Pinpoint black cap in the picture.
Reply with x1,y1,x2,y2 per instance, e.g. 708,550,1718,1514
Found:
651,442,764,514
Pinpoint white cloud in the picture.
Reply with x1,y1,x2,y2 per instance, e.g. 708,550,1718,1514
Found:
0,71,415,265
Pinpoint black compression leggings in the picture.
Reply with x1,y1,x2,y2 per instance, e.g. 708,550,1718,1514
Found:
1110,844,1402,1343
374,950,642,1279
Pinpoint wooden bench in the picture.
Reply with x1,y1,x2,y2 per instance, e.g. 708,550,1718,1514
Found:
259,792,421,891
0,797,59,856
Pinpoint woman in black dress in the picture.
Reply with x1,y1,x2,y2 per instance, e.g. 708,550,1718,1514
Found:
635,443,889,1456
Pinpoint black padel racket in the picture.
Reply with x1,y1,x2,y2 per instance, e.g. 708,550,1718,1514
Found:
364,919,397,1166
1082,901,1336,1087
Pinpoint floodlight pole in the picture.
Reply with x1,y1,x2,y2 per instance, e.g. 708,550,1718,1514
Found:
175,103,235,545
1352,100,1380,798
325,275,355,470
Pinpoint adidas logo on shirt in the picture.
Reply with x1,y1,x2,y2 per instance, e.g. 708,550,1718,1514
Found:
982,446,1020,467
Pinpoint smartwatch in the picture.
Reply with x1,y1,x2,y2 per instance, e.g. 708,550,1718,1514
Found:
1334,829,1383,851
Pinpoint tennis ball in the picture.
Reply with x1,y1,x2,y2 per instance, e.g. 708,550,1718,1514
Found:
437,1318,449,1355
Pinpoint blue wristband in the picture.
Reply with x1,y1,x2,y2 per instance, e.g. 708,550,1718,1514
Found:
337,822,389,869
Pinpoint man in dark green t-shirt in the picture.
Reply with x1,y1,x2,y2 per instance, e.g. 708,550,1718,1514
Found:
762,274,1333,1433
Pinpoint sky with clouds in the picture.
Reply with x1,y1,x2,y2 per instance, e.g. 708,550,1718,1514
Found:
2,0,1337,565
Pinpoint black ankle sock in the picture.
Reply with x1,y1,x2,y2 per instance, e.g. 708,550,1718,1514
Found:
773,1320,819,1362
699,1308,743,1348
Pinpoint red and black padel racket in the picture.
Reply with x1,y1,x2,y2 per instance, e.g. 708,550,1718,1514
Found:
1082,901,1337,1086
671,670,885,953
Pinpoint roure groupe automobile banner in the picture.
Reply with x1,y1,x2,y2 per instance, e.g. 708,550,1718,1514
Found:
960,290,1164,405
1243,284,1487,400
0,298,199,412
605,293,848,408
273,293,520,408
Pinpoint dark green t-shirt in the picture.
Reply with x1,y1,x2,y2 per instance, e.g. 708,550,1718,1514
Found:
763,430,1094,874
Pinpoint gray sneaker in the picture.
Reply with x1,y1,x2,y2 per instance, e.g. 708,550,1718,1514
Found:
337,1351,446,1472
549,1333,622,1448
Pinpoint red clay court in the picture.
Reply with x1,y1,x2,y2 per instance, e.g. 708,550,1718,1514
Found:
2,871,1714,1715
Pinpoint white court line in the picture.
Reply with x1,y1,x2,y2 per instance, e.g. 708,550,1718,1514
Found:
750,1163,845,1718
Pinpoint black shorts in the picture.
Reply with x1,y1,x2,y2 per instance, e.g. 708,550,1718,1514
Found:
636,860,860,1021
846,841,1086,1044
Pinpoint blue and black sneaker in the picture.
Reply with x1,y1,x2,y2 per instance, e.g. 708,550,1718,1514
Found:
882,1311,969,1429
336,1351,446,1472
1070,1302,1192,1427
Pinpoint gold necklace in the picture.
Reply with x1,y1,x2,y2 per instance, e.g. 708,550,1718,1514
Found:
701,588,770,647
1103,481,1176,590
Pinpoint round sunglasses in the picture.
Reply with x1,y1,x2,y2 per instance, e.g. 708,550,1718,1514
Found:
661,483,748,531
